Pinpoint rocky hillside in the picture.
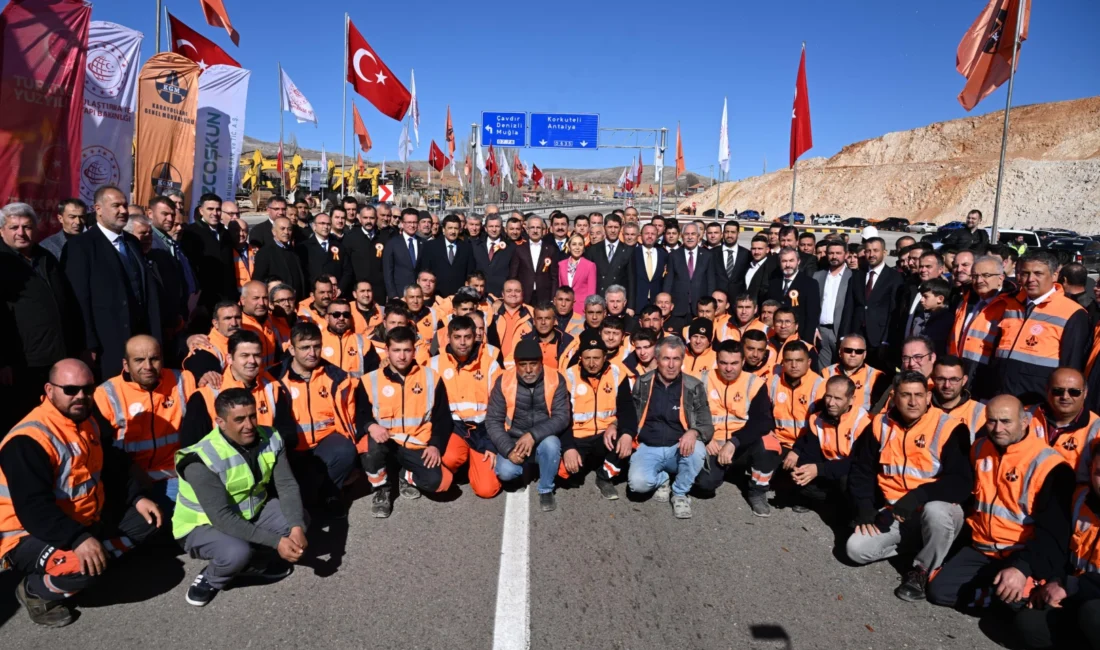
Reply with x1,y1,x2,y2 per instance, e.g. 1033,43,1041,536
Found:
680,97,1100,231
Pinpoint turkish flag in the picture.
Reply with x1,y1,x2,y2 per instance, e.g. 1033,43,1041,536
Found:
352,103,372,153
445,106,455,157
347,20,411,121
556,177,564,191
428,140,447,172
486,145,499,178
277,142,284,173
531,165,543,187
584,183,588,191
956,0,1030,111
624,179,633,192
790,46,813,168
168,13,239,69
199,0,239,46
675,123,685,177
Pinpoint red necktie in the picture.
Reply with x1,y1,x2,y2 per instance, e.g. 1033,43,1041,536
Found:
865,270,875,299
687,250,695,278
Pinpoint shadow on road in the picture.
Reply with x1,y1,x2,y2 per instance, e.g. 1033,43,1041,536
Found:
751,624,794,649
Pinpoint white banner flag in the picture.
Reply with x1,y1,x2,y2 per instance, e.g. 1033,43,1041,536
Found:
280,67,316,125
410,69,420,146
718,96,730,177
81,21,143,206
398,125,413,163
191,65,251,215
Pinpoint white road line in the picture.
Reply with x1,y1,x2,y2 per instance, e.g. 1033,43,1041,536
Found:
492,487,531,650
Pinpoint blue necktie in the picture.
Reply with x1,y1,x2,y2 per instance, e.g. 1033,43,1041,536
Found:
407,237,416,266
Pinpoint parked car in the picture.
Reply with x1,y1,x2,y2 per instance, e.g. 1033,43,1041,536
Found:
986,228,1042,250
1089,234,1100,243
737,209,762,221
937,221,966,233
1033,229,1080,248
815,214,842,225
876,217,910,232
701,209,726,217
778,212,806,224
1047,238,1100,273
908,221,938,234
840,217,871,228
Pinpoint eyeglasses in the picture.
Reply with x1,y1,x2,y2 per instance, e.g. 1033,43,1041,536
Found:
933,376,965,384
329,311,352,319
51,383,95,397
841,348,866,355
1051,387,1084,398
901,353,932,364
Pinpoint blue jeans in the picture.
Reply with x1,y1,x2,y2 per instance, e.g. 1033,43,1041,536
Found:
628,441,706,497
147,477,179,511
495,435,561,494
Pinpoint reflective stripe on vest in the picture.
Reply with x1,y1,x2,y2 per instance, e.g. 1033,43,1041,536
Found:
564,364,621,434
874,411,954,504
970,438,1062,555
812,407,869,461
1070,487,1100,575
502,367,559,430
365,367,437,447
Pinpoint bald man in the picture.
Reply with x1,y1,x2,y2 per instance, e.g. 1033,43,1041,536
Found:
1029,368,1100,482
928,395,1075,610
0,359,163,627
252,217,306,298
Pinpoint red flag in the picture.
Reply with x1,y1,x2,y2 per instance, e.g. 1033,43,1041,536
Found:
445,106,455,158
347,19,411,121
956,0,1030,111
635,155,643,185
357,153,365,173
199,0,239,46
277,142,284,173
0,0,90,229
790,45,813,168
168,13,239,69
531,164,543,187
486,145,499,178
352,103,372,153
428,140,447,172
649,185,654,195
556,177,564,191
675,123,685,177
584,183,588,191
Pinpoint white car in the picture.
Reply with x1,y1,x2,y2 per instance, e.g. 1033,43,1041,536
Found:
815,214,842,225
908,221,938,234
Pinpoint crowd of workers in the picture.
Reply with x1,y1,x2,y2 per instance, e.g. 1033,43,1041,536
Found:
0,186,1098,648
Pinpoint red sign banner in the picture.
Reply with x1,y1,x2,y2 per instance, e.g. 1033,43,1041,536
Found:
0,0,91,231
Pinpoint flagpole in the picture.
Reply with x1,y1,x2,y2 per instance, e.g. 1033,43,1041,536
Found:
790,160,797,216
278,61,285,198
341,13,348,200
155,0,162,53
991,0,1027,244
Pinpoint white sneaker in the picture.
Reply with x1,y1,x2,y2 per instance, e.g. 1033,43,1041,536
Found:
654,480,671,503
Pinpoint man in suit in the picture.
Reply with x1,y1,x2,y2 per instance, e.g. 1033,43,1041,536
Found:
382,207,425,299
663,222,716,318
472,213,514,300
339,203,391,301
714,220,750,300
145,196,194,362
297,211,343,284
778,225,817,276
509,214,559,305
421,213,476,298
248,195,287,248
39,198,87,261
586,213,635,308
813,240,852,366
839,236,904,374
767,247,820,343
62,185,161,379
179,193,236,310
252,217,306,298
633,223,668,309
744,234,778,306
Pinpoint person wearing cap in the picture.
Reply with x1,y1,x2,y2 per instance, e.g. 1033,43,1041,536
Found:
559,336,634,500
682,318,717,379
485,339,571,512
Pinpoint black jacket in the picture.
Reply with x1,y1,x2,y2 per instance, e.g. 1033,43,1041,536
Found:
338,226,391,300
178,385,298,450
586,240,635,306
840,265,904,349
941,227,990,252
766,272,821,343
179,221,236,306
253,242,307,299
297,234,344,285
422,237,476,298
0,242,81,369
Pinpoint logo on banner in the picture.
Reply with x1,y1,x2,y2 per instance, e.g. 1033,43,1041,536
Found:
42,145,67,185
40,29,80,76
156,71,189,104
85,41,129,99
80,146,120,197
151,162,183,195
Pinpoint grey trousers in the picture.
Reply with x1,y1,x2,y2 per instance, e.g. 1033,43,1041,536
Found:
845,501,964,572
817,325,838,368
183,498,291,589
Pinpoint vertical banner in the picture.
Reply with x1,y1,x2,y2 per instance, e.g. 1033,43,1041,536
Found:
0,0,91,231
134,52,200,210
81,21,143,207
190,64,250,216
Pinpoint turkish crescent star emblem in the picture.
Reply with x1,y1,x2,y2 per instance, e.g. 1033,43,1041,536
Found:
176,39,198,56
353,49,377,84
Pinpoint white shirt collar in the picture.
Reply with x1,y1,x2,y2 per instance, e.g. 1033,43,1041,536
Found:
1028,287,1056,308
784,270,799,283
97,222,122,244
316,234,328,246
870,261,886,275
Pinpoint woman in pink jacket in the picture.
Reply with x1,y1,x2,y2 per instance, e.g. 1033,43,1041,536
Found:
559,234,595,314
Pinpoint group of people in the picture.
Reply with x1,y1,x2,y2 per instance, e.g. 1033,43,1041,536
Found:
0,188,1098,648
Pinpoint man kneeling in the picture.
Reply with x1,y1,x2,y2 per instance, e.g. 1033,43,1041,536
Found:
173,388,307,607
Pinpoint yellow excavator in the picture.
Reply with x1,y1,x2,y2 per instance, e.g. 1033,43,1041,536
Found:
329,159,381,197
239,150,303,208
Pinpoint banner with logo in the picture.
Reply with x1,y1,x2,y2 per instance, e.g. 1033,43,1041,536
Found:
0,0,91,230
134,53,199,209
81,21,143,207
189,64,250,216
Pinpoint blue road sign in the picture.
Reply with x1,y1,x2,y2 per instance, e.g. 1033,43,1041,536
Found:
481,111,527,147
529,113,600,149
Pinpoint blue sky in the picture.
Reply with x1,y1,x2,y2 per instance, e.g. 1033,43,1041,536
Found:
97,0,1098,180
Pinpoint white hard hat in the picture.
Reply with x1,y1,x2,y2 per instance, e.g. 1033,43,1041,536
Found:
860,226,879,240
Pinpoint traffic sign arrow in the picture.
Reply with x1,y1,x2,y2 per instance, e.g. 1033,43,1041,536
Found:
485,125,493,134
378,184,394,202
539,139,547,145
580,141,588,147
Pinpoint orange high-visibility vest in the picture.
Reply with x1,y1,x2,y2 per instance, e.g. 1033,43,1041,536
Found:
241,313,280,367
362,364,438,449
768,371,825,448
701,370,764,442
995,287,1084,370
940,398,987,443
297,298,325,327
0,401,106,558
411,307,441,348
233,245,257,289
185,328,230,370
968,433,1066,558
500,367,560,431
806,406,870,461
277,365,356,451
320,328,369,378
1087,321,1100,379
351,305,384,337
1069,486,1100,576
870,407,958,504
94,369,194,481
949,292,1008,366
198,369,282,426
491,305,533,360
682,348,716,380
430,348,501,425
1026,406,1100,483
563,364,622,438
822,364,883,414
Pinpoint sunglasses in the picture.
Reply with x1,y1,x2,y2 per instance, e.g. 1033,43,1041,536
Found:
1051,387,1083,398
329,311,352,319
52,383,95,397
841,348,866,355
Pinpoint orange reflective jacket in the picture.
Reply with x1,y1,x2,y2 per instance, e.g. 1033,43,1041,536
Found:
277,365,356,451
564,364,622,438
822,363,883,414
949,292,1008,366
1069,486,1100,576
501,367,560,431
871,407,958,504
429,348,501,425
320,329,369,378
198,369,282,426
702,370,764,442
768,372,825,448
363,364,439,449
1026,406,1100,483
995,287,1084,370
806,407,870,461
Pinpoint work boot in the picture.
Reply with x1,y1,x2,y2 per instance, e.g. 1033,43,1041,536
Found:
791,503,811,514
596,477,619,500
185,572,218,607
238,560,294,584
671,494,692,519
653,479,671,503
15,577,74,627
539,492,557,512
371,488,393,518
895,568,929,602
747,492,771,517
319,494,348,520
399,476,421,500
